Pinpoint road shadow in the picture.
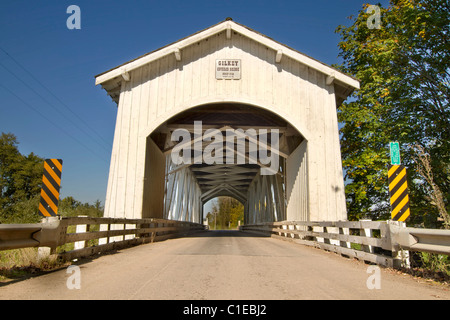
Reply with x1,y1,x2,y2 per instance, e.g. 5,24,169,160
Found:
185,229,270,238
0,230,268,287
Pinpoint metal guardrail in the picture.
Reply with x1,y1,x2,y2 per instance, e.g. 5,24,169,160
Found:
0,224,42,250
240,220,450,268
389,225,450,255
0,218,61,251
0,216,206,261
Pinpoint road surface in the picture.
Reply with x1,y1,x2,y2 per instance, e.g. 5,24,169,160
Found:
1,230,448,300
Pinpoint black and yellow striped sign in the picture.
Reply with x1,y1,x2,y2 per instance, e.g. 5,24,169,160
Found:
38,159,63,217
388,165,410,222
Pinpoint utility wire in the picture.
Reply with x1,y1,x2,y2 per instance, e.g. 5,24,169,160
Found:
0,61,112,154
0,82,109,164
0,46,112,149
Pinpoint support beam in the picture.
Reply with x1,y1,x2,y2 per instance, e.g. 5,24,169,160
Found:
174,48,181,62
226,23,232,39
276,50,283,63
121,68,130,82
326,72,335,85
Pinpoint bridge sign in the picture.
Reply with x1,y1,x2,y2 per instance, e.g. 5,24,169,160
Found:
215,59,241,79
388,165,410,222
389,142,401,165
38,159,63,217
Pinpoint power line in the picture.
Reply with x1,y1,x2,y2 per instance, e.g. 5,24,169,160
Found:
0,46,113,149
0,82,110,164
0,61,112,154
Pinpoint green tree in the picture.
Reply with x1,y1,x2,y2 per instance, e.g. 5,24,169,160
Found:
10,152,44,203
335,0,449,226
0,133,21,209
209,197,244,229
0,133,43,222
58,196,104,218
0,132,104,223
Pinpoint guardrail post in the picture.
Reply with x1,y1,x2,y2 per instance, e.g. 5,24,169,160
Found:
387,220,411,269
37,246,52,262
37,216,61,262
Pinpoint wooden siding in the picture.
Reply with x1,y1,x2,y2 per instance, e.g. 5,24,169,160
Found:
103,30,347,221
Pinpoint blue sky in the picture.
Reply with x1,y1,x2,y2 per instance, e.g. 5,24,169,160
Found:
0,0,390,205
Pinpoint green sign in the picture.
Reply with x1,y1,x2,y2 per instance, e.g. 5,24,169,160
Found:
390,142,401,165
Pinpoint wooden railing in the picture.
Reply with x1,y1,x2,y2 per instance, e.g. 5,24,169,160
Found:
0,216,206,261
240,220,450,268
2,217,448,268
57,216,206,261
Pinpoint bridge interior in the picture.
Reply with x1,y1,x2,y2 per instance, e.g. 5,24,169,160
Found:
148,103,304,224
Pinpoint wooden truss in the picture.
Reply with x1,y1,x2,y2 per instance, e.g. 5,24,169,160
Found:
156,103,302,224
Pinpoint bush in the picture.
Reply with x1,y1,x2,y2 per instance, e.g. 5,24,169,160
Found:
418,252,450,277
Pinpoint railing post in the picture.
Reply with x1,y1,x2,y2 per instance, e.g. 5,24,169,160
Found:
99,223,110,245
74,216,88,250
289,223,295,239
37,216,61,262
322,225,330,244
281,224,287,237
125,223,136,240
327,224,341,246
339,224,351,249
137,220,151,242
151,222,156,242
360,219,373,253
387,220,411,269
306,224,314,241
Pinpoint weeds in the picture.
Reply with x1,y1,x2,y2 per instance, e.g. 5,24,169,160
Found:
0,248,68,282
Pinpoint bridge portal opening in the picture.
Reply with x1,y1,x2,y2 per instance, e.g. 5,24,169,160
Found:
204,196,244,230
142,103,306,224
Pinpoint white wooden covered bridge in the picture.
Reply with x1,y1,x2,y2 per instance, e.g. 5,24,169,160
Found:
95,18,359,224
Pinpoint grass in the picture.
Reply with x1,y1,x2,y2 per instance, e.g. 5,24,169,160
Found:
408,252,450,283
0,248,69,282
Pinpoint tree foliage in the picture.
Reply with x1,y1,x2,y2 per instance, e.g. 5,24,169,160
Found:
207,197,244,229
335,0,449,226
0,133,43,222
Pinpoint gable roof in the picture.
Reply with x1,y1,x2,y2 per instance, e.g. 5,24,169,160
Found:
95,19,359,105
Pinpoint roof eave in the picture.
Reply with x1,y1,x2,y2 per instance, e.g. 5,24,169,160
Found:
95,19,359,91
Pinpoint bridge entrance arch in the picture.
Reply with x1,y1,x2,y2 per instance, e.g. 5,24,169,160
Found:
145,102,304,225
95,19,359,224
